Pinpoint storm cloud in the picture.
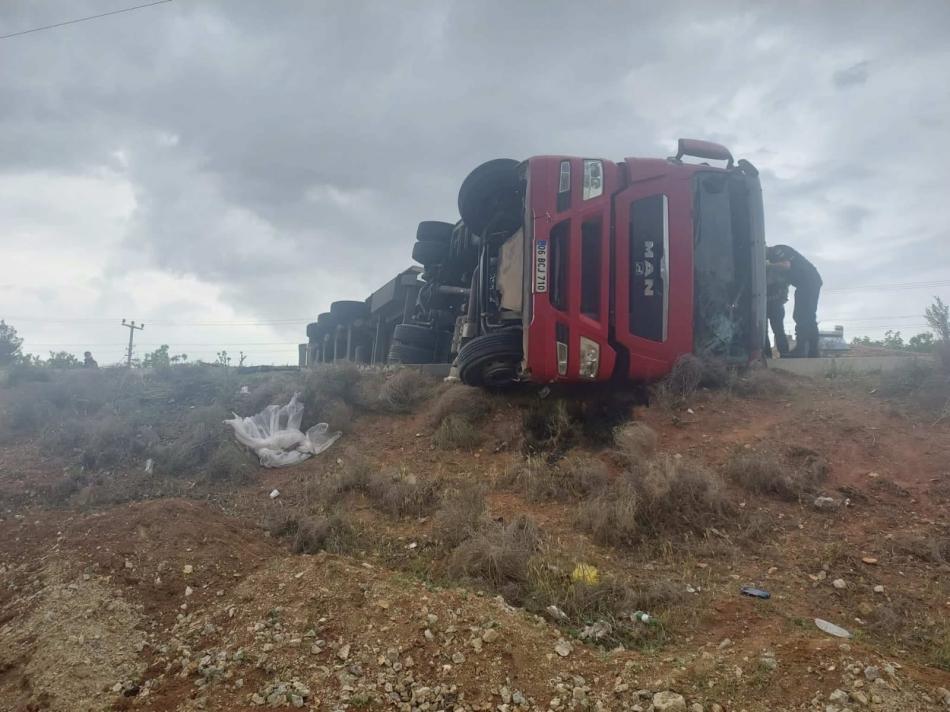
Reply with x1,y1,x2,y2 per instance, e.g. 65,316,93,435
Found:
1,0,949,363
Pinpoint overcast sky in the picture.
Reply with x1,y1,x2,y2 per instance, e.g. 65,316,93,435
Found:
2,0,949,365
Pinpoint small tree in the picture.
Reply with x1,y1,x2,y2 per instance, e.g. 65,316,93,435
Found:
142,345,188,368
882,330,904,349
0,320,24,365
216,350,231,367
46,351,81,368
925,296,949,342
907,332,935,353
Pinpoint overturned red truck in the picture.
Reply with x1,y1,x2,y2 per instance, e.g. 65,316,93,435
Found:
304,139,766,388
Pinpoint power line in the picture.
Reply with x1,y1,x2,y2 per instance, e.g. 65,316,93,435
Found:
0,0,172,40
4,316,311,325
824,279,950,293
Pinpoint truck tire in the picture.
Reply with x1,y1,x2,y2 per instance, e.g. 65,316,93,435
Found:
458,158,521,237
330,300,369,322
306,321,320,340
317,311,334,324
412,240,449,267
416,221,455,243
388,342,433,365
456,329,523,388
393,323,439,349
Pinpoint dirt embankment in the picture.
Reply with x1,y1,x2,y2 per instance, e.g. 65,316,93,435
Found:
0,364,948,711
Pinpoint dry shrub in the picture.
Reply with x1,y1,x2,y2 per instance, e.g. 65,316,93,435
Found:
577,456,728,546
522,399,582,454
427,384,493,426
314,398,354,432
303,363,366,409
432,482,488,547
432,414,483,451
877,359,950,418
732,368,791,398
447,516,540,592
153,405,231,476
724,448,827,500
614,422,658,464
664,354,705,401
366,469,441,518
376,369,436,413
292,514,358,554
206,442,255,484
318,454,375,502
78,416,150,470
576,481,641,547
892,532,950,564
507,454,609,502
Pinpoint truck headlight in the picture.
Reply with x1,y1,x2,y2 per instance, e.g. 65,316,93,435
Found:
578,337,600,379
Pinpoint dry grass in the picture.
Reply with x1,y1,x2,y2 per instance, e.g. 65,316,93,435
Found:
614,422,658,464
731,368,791,398
522,399,583,454
365,469,441,518
432,414,484,450
431,482,488,547
426,385,493,426
506,454,610,502
577,456,729,546
724,448,827,500
446,516,540,594
292,514,359,554
877,359,950,420
376,369,437,413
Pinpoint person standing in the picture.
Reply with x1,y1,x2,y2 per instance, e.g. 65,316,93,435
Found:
765,264,790,357
766,245,822,357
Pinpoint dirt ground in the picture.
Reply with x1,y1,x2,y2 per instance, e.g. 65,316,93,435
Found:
0,368,948,712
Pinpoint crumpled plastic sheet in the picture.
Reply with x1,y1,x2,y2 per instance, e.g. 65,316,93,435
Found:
224,393,341,468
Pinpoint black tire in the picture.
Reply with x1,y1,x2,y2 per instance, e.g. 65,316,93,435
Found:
330,300,369,322
412,240,449,267
388,342,433,365
392,323,439,349
457,329,523,388
306,321,320,340
416,221,455,243
457,158,521,237
317,311,334,324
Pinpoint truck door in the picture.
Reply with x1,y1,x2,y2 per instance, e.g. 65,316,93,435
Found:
612,171,694,380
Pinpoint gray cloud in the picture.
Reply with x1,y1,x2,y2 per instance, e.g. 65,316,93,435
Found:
1,0,949,362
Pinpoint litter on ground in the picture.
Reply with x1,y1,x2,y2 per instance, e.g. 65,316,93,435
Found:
224,394,341,468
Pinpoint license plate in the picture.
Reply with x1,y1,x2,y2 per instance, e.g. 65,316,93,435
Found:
534,239,548,293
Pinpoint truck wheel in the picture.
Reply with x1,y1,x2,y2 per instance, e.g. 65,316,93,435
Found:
330,300,369,322
306,321,320,339
457,158,521,237
389,342,433,365
417,221,455,243
412,240,449,267
317,311,333,323
393,323,438,349
456,329,523,388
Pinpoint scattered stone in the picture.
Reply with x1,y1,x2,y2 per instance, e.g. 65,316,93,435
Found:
813,496,838,510
851,690,869,705
936,687,950,706
546,605,568,621
861,557,878,565
864,665,880,681
858,601,874,616
759,652,778,671
718,638,733,650
554,640,573,657
829,689,849,703
652,690,687,712
873,584,885,593
451,651,465,664
183,564,193,575
269,489,280,499
832,578,847,590
690,704,704,712
481,628,500,644
337,643,350,661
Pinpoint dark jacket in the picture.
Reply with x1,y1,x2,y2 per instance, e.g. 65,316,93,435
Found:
766,245,822,289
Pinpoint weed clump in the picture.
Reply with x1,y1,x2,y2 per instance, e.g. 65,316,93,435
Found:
507,455,610,502
366,469,440,518
522,399,583,454
292,514,358,554
432,482,487,547
427,385,493,426
576,456,729,546
376,369,436,413
614,422,658,464
432,414,483,451
877,359,950,419
447,516,540,595
724,448,827,500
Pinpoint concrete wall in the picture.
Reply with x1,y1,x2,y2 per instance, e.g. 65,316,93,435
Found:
769,355,935,378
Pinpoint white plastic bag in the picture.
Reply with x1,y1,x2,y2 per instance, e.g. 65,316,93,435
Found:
224,394,341,468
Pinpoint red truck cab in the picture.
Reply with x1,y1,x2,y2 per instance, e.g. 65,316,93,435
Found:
393,139,766,387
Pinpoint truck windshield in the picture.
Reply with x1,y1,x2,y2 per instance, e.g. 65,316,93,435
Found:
692,171,759,361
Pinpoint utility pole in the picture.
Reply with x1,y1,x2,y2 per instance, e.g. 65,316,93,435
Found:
121,319,145,367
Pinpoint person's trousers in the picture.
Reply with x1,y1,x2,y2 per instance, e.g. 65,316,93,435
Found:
793,283,821,357
766,300,790,356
